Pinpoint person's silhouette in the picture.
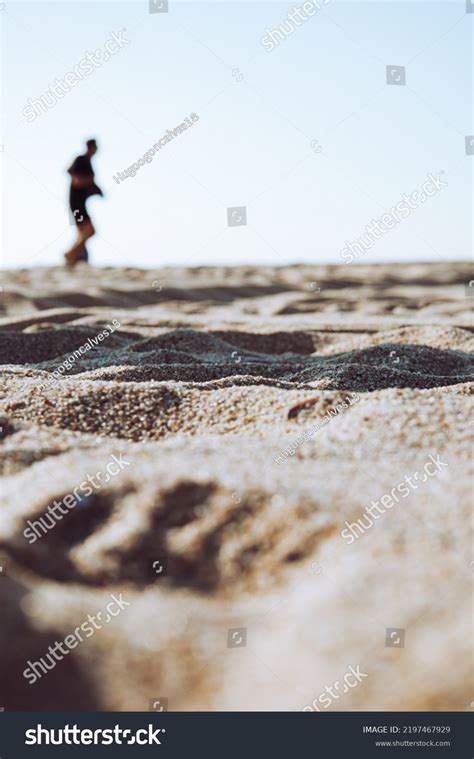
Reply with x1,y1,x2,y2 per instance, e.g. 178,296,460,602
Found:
64,139,103,266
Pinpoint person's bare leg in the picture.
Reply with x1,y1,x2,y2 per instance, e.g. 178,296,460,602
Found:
79,243,89,262
65,222,95,266
75,242,89,261
65,230,86,264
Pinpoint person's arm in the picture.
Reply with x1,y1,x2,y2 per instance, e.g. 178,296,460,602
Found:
70,174,95,189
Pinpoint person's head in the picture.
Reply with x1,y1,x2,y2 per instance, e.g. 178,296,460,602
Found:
86,139,98,157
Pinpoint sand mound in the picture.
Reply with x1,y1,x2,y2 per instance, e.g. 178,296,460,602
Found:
0,262,472,712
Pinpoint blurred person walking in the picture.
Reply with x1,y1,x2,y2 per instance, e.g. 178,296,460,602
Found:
64,139,103,266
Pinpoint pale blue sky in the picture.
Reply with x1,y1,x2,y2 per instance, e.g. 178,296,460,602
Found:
1,1,472,268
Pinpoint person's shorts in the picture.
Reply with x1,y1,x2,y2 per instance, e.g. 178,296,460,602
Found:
69,197,90,227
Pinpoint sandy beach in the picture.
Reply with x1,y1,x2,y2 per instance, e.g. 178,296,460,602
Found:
0,261,472,712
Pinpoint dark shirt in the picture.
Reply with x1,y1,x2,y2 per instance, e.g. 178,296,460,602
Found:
68,154,103,206
69,154,93,179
